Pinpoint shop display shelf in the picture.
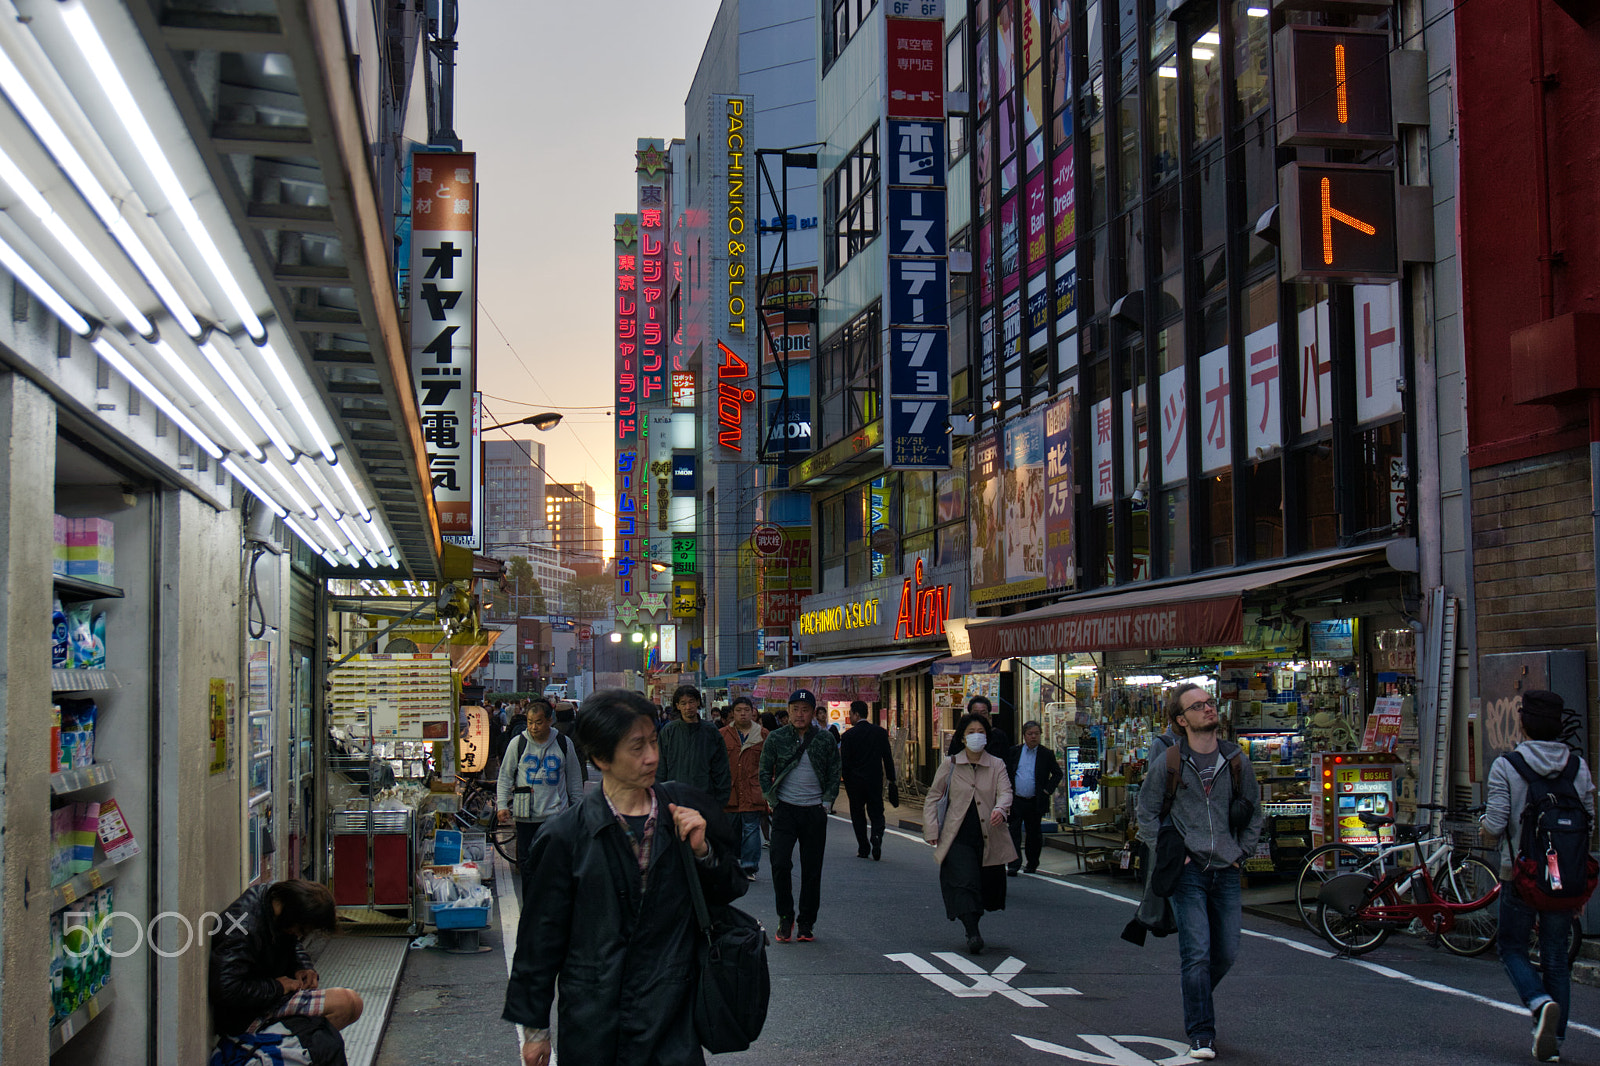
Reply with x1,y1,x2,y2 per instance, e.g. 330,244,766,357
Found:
51,668,121,693
38,859,123,913
52,575,125,602
51,762,116,795
48,983,113,1053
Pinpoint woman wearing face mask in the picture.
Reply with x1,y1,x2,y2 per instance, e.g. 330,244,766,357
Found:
923,712,1017,954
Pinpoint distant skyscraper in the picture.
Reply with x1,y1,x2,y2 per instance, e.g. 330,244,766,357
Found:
484,439,547,552
546,482,602,574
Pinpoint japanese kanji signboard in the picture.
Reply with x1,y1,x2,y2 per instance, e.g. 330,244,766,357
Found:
409,152,478,542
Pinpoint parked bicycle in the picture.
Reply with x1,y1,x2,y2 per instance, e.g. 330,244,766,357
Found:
436,770,517,864
1293,802,1500,956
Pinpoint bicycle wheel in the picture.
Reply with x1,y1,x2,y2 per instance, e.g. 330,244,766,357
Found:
1436,856,1500,956
489,820,518,864
1296,844,1373,932
460,783,496,828
1318,882,1399,955
1531,914,1584,973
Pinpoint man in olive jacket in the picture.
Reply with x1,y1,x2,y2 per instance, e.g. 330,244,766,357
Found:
758,689,841,943
659,683,732,806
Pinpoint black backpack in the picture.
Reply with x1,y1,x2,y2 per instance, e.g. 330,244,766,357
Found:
1506,751,1599,912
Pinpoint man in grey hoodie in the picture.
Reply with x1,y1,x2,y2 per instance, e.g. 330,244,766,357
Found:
1482,691,1596,1063
1136,683,1263,1062
497,701,585,889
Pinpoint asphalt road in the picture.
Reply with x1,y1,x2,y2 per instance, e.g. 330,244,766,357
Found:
377,812,1600,1065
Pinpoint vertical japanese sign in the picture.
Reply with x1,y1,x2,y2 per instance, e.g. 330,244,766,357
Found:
884,13,951,470
1044,392,1075,588
712,95,756,464
409,152,477,540
615,213,641,610
637,140,670,407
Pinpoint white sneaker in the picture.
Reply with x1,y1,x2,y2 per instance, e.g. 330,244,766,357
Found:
1533,1000,1560,1061
1188,1036,1217,1060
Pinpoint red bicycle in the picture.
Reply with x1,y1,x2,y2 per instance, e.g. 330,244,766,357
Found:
1315,808,1501,956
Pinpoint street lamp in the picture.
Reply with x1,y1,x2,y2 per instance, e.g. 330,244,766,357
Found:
609,632,622,643
483,412,563,433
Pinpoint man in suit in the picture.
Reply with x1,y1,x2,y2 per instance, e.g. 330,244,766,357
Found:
1005,720,1064,875
838,701,899,860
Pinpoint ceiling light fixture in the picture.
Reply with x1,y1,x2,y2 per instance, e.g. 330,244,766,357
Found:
328,457,372,521
292,459,342,521
259,457,315,518
0,145,153,335
150,339,262,460
59,0,265,340
0,46,201,337
93,336,221,459
222,457,287,519
199,339,295,462
281,516,318,552
0,228,88,334
257,338,336,462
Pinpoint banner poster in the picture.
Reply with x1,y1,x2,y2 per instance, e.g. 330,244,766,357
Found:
968,429,1006,591
1044,392,1076,588
1004,411,1046,583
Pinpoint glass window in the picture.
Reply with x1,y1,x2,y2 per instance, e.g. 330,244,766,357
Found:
1245,457,1283,559
904,471,937,530
1155,183,1182,275
1202,472,1233,568
1298,445,1338,550
1129,501,1151,580
1049,1,1072,115
1242,276,1276,334
1087,118,1108,230
1090,506,1113,586
1119,212,1144,296
1241,117,1275,234
1197,148,1225,253
1356,421,1406,535
1232,0,1271,123
824,126,880,278
1200,296,1228,350
1152,60,1180,186
825,0,879,71
1188,21,1222,147
1117,89,1141,210
1163,485,1191,576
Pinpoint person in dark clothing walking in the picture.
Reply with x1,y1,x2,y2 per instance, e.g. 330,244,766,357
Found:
502,689,748,1066
947,695,1010,759
209,879,363,1057
1005,720,1064,875
839,701,899,860
658,684,732,806
758,689,841,943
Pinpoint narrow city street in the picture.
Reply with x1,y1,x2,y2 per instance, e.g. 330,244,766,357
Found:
376,811,1600,1065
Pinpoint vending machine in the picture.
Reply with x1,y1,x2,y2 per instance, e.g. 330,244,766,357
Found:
1310,752,1402,848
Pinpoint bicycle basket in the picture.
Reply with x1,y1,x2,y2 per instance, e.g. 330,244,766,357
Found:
1440,813,1482,853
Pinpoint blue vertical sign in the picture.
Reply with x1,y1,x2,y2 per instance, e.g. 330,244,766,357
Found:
883,15,950,470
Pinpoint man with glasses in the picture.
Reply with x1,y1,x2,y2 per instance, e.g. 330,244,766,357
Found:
1135,682,1262,1061
658,684,732,807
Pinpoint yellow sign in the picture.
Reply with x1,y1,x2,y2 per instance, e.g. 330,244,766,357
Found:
796,598,881,636
208,677,228,776
672,579,698,618
458,705,489,774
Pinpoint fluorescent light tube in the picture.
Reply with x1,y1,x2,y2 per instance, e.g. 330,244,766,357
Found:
292,459,342,520
1198,31,1221,45
260,457,315,517
92,336,222,458
59,0,264,340
256,338,336,462
198,340,295,463
281,517,318,552
222,457,287,518
0,144,151,334
329,458,372,520
151,340,262,460
336,515,370,553
0,229,88,333
0,46,200,337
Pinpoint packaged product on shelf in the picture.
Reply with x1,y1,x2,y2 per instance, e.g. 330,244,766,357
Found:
49,912,64,1023
96,798,141,863
49,807,73,887
66,603,100,669
91,612,107,669
51,600,68,668
90,885,112,992
53,514,66,576
58,700,97,770
51,705,61,775
64,517,114,584
61,917,89,1014
70,802,100,874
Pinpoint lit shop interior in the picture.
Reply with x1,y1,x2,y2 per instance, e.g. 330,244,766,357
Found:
976,581,1423,877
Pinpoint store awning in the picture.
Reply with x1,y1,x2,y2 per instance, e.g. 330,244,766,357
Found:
760,653,941,679
751,652,941,701
967,552,1387,659
704,669,764,686
931,653,1005,674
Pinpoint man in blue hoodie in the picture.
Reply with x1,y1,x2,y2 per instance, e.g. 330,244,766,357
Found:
1135,683,1262,1062
1482,691,1597,1064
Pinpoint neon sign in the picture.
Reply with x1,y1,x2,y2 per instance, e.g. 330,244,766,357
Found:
716,341,754,452
726,100,747,334
894,557,953,640
797,599,881,636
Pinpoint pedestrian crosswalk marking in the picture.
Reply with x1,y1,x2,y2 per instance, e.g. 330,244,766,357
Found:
884,952,1081,1007
1014,1033,1193,1065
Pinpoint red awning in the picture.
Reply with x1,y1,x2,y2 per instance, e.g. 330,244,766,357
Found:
966,554,1382,659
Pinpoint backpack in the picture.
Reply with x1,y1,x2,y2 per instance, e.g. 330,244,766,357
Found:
1505,751,1599,912
1160,744,1256,838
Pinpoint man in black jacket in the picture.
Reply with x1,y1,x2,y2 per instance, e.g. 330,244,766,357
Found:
658,684,732,806
1005,720,1064,875
209,880,363,1048
839,701,899,860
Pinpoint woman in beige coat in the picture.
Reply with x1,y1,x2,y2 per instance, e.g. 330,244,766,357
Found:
924,713,1017,954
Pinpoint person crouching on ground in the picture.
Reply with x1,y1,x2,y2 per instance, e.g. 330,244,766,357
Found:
209,879,362,1065
502,688,747,1066
924,712,1016,955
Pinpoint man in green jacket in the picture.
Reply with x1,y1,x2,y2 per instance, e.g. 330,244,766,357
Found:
758,689,841,944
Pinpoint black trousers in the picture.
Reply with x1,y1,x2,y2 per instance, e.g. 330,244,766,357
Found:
1008,794,1045,870
515,819,548,892
845,778,885,854
770,802,828,925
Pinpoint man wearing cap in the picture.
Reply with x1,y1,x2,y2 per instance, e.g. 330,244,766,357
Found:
1482,690,1596,1063
759,689,842,943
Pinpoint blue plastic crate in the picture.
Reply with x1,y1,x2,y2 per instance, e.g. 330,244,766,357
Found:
430,901,490,929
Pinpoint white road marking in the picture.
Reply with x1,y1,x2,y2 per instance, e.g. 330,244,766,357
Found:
1013,1032,1191,1064
882,818,1600,1045
887,950,1082,1006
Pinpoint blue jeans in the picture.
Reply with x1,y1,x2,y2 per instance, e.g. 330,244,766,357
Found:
733,812,764,874
1169,862,1242,1040
1497,889,1572,1038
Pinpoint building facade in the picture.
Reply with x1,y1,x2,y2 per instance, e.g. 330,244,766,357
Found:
546,481,603,574
484,438,548,551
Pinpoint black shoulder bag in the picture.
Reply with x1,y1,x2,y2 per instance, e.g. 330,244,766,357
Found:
676,830,770,1053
